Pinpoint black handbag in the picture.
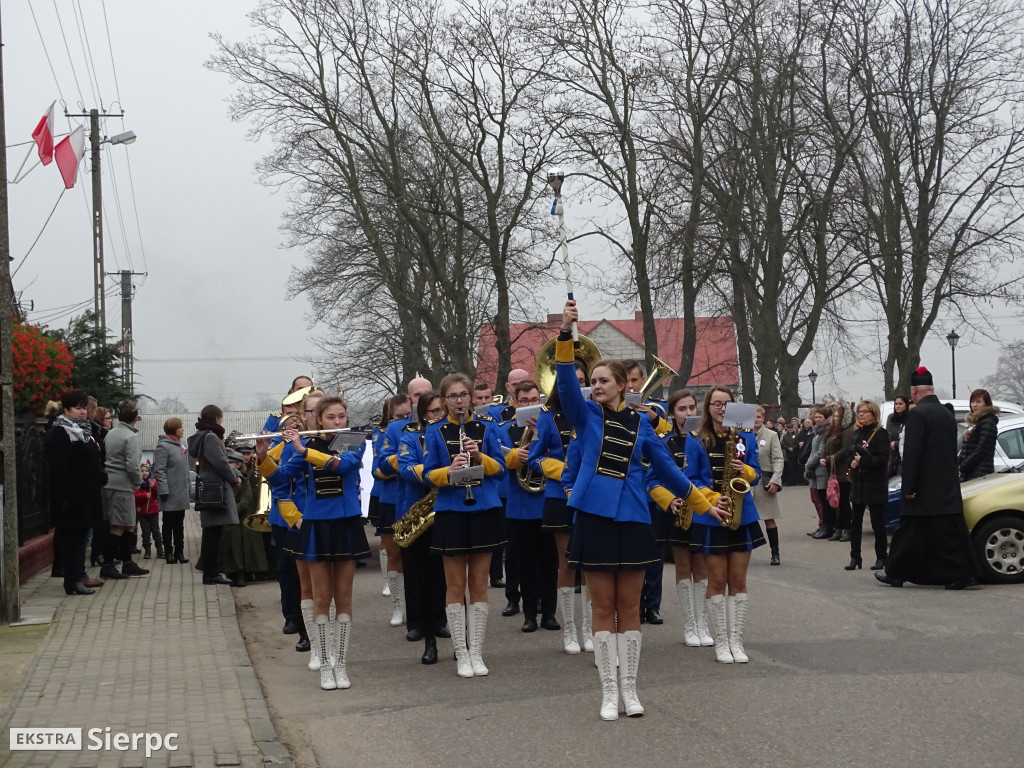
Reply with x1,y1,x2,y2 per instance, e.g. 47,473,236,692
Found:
193,433,228,513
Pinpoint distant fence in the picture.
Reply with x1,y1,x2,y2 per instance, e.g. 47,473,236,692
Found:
15,417,51,544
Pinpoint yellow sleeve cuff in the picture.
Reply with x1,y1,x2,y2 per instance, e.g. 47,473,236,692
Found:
554,337,575,364
304,449,332,469
427,468,450,487
649,486,676,512
480,454,502,476
413,465,424,482
258,456,278,479
388,455,399,470
504,448,523,470
269,443,285,461
541,458,565,481
685,486,713,515
278,500,302,528
654,417,672,437
740,464,757,483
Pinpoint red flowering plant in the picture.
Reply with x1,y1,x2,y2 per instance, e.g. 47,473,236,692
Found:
11,321,75,415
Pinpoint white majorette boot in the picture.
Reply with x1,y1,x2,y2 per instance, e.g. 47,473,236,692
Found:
387,571,405,627
581,584,594,652
558,586,580,654
468,602,490,676
315,615,336,690
695,579,714,646
707,594,733,663
617,631,644,717
301,599,319,670
334,613,352,688
381,549,390,596
727,593,749,663
446,603,474,678
592,631,619,721
678,579,700,647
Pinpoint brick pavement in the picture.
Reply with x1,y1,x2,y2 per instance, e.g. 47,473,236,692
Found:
1,515,293,768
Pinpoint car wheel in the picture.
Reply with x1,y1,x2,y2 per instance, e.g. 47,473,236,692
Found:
972,515,1024,584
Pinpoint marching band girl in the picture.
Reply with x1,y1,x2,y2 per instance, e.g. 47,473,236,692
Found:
647,390,714,647
423,374,507,678
369,397,393,594
686,386,765,664
556,301,713,720
373,394,412,627
396,391,449,663
276,396,368,691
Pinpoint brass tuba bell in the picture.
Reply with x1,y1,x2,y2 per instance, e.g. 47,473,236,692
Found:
534,334,603,397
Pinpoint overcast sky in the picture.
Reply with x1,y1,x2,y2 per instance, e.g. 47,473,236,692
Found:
4,0,1018,411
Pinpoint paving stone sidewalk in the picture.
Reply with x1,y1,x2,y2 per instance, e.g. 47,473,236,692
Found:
1,515,293,768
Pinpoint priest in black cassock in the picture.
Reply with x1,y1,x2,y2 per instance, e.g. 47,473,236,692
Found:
876,366,978,589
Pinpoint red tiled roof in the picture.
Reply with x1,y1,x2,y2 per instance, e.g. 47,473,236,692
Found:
476,314,738,388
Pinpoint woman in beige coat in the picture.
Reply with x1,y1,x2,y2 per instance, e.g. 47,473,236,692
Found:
753,407,784,565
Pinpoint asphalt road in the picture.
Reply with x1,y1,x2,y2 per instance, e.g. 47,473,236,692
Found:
235,492,1024,768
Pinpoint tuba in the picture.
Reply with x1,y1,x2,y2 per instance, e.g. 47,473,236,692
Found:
243,477,273,533
720,428,751,531
393,488,436,548
633,355,677,419
534,333,603,397
516,421,545,493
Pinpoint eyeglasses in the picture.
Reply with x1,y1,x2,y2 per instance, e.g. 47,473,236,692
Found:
856,409,872,415
426,407,445,417
445,392,470,402
709,401,730,410
517,397,542,405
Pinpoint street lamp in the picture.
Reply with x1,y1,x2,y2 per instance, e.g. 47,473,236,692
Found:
808,369,818,405
947,330,960,398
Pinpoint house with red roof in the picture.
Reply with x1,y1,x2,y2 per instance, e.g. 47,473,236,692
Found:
476,312,738,395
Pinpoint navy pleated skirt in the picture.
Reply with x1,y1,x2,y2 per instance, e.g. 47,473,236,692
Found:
688,520,765,555
430,507,506,556
541,497,574,531
283,516,370,562
375,502,396,536
567,511,659,572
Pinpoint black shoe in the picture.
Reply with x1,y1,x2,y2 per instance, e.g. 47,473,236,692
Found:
540,614,561,631
229,572,247,587
406,627,424,642
645,608,664,625
770,550,781,566
203,574,233,585
521,616,538,633
176,557,189,564
121,561,150,576
874,572,903,588
844,557,863,571
811,528,834,540
282,620,301,635
90,554,105,567
99,564,128,580
155,550,166,561
945,578,976,591
490,579,505,588
295,635,311,652
870,558,887,571
839,530,851,543
65,582,96,595
143,547,152,559
434,625,451,639
166,557,176,565
806,527,824,537
421,636,438,665
828,529,841,542
501,600,520,617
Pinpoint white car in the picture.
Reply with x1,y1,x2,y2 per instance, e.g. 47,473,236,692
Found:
880,398,1024,429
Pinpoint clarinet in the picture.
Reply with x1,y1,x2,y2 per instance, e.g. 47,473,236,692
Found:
457,410,477,506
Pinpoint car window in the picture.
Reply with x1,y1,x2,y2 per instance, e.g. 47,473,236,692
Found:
998,428,1024,460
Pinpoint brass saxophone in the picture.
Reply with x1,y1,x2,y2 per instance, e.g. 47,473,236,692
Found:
516,423,545,493
393,488,436,548
720,428,751,531
672,497,693,531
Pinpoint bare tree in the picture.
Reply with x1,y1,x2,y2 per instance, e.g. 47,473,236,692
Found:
980,340,1024,404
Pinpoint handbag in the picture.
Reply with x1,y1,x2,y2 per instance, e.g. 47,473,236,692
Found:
826,457,840,508
193,433,228,513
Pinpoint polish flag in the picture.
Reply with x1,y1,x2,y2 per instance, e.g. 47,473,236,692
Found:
54,126,86,189
31,101,56,165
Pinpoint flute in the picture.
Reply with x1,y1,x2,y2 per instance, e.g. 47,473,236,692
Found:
232,428,363,442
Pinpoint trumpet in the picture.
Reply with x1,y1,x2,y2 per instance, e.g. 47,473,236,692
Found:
231,428,363,442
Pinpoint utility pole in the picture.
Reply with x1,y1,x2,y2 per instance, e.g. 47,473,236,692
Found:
114,270,145,392
0,9,22,625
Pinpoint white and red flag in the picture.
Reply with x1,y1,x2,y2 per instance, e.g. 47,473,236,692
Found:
31,101,56,165
54,126,86,189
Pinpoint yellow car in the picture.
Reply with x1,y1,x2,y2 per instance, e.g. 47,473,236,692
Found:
962,471,1024,583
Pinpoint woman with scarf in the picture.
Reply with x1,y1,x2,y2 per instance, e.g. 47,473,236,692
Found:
803,407,833,538
845,401,890,571
959,389,1000,480
44,389,107,595
820,407,856,542
886,395,910,477
187,405,242,585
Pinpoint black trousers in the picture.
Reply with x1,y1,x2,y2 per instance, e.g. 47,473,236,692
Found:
200,524,224,577
836,482,852,529
271,524,302,625
850,502,888,561
59,526,88,591
508,518,557,618
162,510,186,559
400,527,446,636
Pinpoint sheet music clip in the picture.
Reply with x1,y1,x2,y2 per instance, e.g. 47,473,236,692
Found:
449,465,485,485
722,403,757,430
329,430,366,453
474,404,492,419
516,405,543,427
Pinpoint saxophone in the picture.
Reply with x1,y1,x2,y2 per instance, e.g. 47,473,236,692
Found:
672,497,693,531
720,428,751,531
393,487,436,548
516,423,545,493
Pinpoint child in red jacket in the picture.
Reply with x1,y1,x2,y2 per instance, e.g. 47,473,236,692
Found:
135,464,164,560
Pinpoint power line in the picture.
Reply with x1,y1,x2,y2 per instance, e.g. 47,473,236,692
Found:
100,0,123,105
138,356,307,364
11,189,67,278
52,0,87,107
29,0,66,104
71,0,102,107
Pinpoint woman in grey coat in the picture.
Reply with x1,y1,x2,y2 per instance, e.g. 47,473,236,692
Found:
186,404,241,585
153,417,191,564
101,400,149,578
803,407,833,539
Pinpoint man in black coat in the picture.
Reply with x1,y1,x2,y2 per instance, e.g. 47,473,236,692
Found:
876,367,977,590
